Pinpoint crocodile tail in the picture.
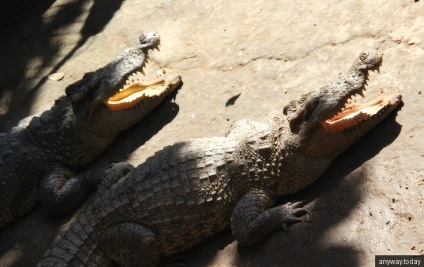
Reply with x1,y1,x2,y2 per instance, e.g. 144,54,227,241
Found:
37,213,107,267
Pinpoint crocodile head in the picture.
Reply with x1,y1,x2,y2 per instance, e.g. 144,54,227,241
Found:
283,50,402,158
64,31,181,135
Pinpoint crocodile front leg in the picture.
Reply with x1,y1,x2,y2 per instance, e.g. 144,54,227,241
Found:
231,188,309,246
99,223,161,267
97,162,135,192
38,165,101,216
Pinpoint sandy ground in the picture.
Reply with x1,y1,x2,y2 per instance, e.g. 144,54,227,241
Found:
0,0,423,266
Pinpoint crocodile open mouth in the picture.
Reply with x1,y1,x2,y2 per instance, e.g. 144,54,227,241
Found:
105,68,180,111
321,92,402,132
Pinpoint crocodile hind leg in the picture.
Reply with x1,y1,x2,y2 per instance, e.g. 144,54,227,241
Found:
38,165,102,217
98,223,160,267
231,188,309,246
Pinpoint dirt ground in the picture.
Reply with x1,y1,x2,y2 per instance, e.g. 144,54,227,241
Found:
0,0,423,266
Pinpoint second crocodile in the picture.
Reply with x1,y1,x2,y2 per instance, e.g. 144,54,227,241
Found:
0,32,182,228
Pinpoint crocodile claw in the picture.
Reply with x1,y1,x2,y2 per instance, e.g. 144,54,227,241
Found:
279,201,310,231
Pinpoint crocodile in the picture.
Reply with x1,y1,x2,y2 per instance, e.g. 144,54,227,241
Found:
0,31,182,228
38,49,401,267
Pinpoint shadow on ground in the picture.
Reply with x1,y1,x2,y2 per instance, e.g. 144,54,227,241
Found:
90,87,182,168
0,0,125,131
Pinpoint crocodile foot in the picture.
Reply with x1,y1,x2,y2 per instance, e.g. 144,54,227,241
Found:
279,201,310,231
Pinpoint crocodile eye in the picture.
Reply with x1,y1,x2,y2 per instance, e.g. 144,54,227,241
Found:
303,100,319,121
283,102,294,115
139,33,146,43
359,52,368,62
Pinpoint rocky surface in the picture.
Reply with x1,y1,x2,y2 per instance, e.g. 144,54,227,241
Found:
0,0,423,266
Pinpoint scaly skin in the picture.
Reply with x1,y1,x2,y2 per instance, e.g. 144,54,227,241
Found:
0,32,182,228
38,50,401,267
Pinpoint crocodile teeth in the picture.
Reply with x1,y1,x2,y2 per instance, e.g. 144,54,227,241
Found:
105,68,181,111
321,93,401,132
125,71,145,86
